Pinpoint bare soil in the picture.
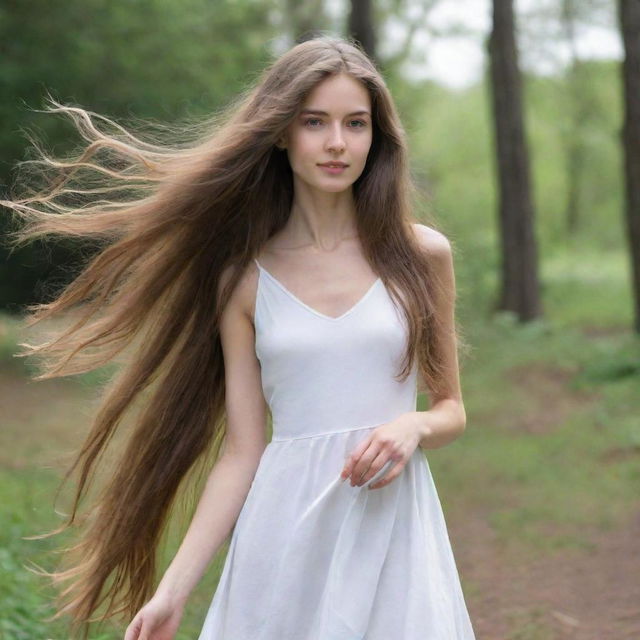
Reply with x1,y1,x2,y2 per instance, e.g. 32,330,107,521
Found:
450,504,640,639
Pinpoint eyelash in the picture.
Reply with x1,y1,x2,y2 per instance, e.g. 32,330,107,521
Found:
303,118,367,128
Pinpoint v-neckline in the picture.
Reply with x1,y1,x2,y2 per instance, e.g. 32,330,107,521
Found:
254,258,382,322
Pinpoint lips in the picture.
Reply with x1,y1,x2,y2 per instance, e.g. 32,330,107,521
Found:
318,162,348,168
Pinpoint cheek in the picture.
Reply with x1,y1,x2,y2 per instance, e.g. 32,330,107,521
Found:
354,136,373,162
288,136,316,164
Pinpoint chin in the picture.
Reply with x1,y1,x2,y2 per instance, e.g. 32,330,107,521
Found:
297,176,352,193
318,183,354,193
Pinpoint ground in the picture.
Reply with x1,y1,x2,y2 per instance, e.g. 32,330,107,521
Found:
451,502,640,639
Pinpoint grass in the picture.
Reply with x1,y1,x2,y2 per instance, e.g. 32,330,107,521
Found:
428,248,639,564
0,449,231,640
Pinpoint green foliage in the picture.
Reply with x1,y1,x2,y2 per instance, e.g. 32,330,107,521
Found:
430,308,640,555
0,0,628,319
0,313,27,373
0,545,51,640
0,0,280,310
409,59,623,254
0,468,70,640
0,467,124,639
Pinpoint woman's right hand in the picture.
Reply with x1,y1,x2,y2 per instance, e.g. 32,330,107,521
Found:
123,592,185,640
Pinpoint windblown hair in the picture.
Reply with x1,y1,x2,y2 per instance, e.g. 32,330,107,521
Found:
1,35,456,638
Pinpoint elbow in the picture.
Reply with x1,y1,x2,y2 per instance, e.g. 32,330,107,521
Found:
456,402,467,437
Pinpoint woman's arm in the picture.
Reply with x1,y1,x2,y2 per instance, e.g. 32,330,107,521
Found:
153,263,268,606
154,452,263,606
405,224,467,450
338,226,466,490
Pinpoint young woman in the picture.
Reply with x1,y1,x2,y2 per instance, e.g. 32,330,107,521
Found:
3,36,475,639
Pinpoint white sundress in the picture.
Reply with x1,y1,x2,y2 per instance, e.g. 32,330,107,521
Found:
197,258,476,639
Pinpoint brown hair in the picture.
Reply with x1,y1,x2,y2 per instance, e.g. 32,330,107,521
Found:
1,35,455,637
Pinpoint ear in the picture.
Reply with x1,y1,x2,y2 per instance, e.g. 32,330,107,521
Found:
275,136,287,150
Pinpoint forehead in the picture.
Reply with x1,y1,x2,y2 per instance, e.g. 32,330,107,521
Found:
301,73,371,112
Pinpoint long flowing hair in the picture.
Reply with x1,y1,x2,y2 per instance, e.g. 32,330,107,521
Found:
1,35,456,637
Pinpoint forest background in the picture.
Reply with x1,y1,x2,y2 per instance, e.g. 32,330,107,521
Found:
0,1,638,638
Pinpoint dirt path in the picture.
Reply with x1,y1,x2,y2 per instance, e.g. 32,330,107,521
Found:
0,370,101,470
450,500,640,639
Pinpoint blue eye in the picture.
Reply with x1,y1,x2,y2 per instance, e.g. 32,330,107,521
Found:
303,118,367,128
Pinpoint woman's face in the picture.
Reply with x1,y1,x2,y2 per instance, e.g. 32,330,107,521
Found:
279,73,373,194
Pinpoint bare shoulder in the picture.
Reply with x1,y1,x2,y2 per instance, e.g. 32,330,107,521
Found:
411,223,452,259
411,223,456,295
217,260,260,323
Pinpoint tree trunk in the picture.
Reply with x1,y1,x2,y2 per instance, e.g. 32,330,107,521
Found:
561,0,585,235
618,0,640,333
286,0,328,43
348,0,376,62
488,0,542,321
565,134,583,234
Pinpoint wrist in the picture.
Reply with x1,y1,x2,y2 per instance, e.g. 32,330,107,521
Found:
154,582,190,608
401,411,433,447
402,401,466,450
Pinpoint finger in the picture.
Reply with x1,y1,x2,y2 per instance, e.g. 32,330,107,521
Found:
350,459,372,485
340,436,372,479
370,463,404,488
342,438,371,478
355,451,389,486
124,618,141,640
352,438,402,485
349,448,381,485
368,462,405,490
138,622,151,640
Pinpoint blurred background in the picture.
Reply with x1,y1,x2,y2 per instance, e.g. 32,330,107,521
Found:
1,1,638,638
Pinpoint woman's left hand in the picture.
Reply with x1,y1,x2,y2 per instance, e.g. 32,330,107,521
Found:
339,414,421,490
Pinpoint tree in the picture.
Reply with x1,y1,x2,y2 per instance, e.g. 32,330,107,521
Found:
487,0,542,321
0,0,279,311
517,0,616,236
348,0,376,61
618,0,640,333
284,0,331,43
560,0,591,233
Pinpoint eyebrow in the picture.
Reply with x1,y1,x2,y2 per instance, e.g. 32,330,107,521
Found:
299,109,371,117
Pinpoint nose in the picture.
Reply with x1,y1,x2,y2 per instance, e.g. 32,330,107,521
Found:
325,122,345,153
